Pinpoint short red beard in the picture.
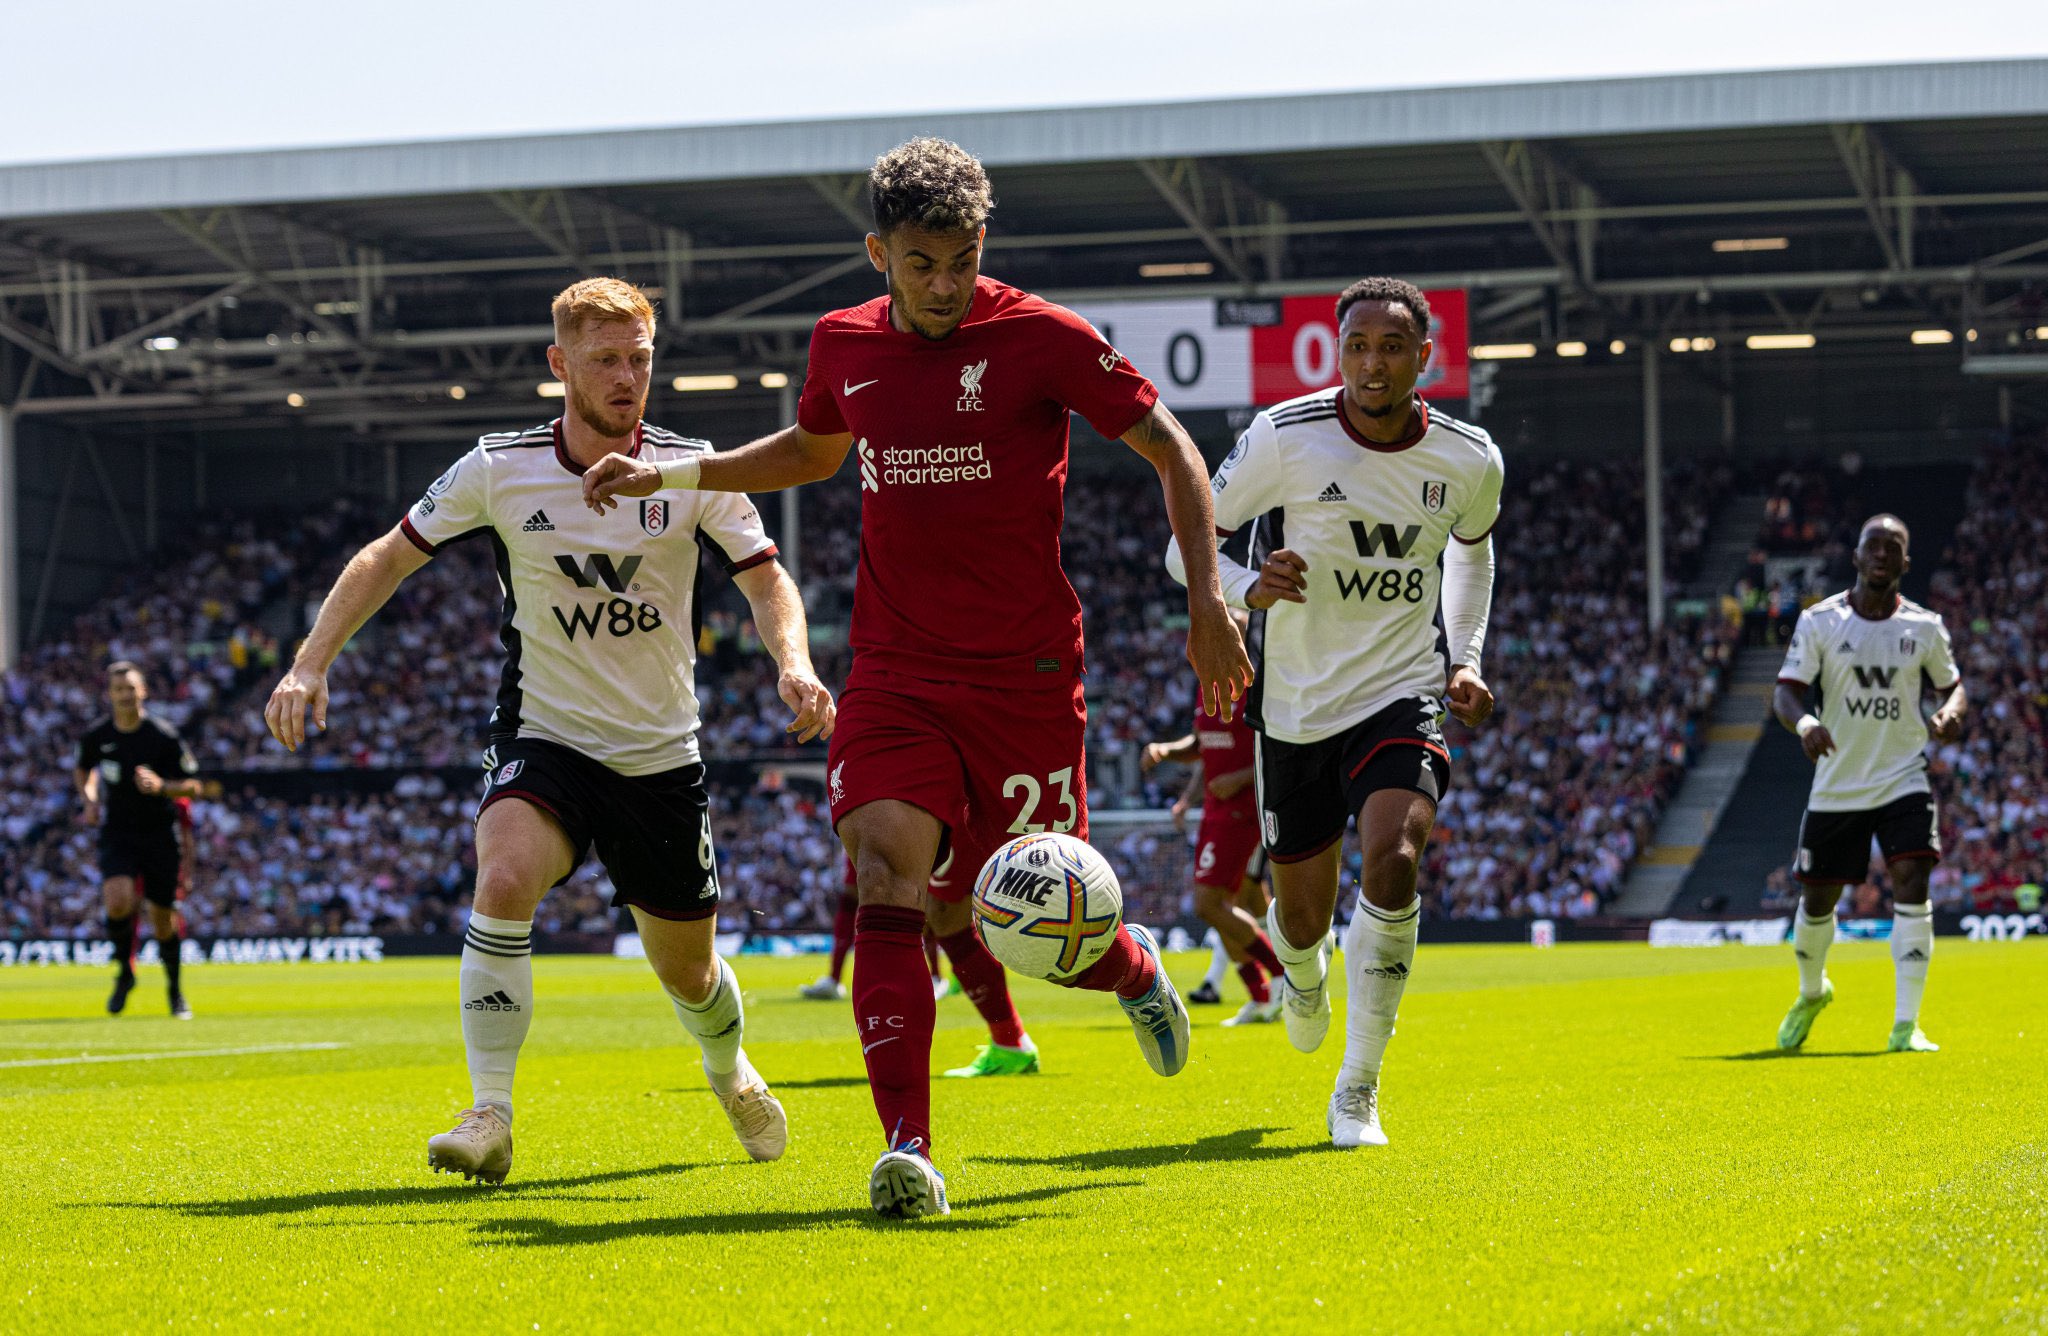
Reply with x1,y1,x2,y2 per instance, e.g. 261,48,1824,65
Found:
570,384,642,439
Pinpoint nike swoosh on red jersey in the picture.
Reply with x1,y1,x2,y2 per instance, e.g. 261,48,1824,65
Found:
844,379,879,395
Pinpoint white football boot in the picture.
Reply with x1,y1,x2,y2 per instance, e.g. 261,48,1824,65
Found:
1328,1082,1388,1148
1116,925,1190,1076
427,1105,513,1184
870,1136,950,1218
798,976,846,1001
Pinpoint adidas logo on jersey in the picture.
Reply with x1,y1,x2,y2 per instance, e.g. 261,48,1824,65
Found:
1317,482,1348,502
522,510,555,532
464,990,522,1012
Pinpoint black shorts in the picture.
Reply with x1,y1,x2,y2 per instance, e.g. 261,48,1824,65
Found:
99,828,183,906
477,738,720,921
1794,791,1941,886
1256,695,1452,863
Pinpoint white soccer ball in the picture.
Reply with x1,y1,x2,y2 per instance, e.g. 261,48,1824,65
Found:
972,832,1125,981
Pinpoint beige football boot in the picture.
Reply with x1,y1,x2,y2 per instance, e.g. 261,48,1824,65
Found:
427,1105,513,1184
713,1069,789,1162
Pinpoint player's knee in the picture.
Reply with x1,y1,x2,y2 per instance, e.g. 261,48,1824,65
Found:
851,844,924,909
657,953,718,1006
1192,883,1230,920
471,862,544,917
1360,835,1421,899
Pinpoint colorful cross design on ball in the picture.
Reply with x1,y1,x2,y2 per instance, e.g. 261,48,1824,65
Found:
1020,869,1118,975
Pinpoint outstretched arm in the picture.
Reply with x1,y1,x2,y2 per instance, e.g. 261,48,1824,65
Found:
1122,402,1254,719
732,560,836,744
583,426,855,511
265,527,430,751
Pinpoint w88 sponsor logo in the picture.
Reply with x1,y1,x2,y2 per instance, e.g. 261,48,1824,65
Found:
552,599,663,640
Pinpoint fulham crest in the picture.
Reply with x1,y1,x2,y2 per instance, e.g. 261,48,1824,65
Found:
640,499,671,537
1422,480,1447,514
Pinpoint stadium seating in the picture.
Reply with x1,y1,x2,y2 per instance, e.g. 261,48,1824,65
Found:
1,443,1838,939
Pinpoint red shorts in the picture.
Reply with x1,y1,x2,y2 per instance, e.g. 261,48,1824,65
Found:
828,677,1089,904
1194,807,1262,890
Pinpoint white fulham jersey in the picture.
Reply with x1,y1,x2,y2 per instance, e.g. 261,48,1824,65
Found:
1210,391,1504,744
401,420,777,776
1778,591,1960,812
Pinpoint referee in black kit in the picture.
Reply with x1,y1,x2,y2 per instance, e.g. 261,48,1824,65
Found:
75,661,218,1017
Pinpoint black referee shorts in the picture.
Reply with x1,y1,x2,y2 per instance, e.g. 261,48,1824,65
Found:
477,737,720,921
99,828,184,906
1255,695,1452,863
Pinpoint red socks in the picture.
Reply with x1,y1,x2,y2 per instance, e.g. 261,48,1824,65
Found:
828,893,856,982
937,927,1027,1048
1237,960,1271,1004
922,930,942,981
1245,931,1284,979
851,905,934,1148
1069,924,1158,1001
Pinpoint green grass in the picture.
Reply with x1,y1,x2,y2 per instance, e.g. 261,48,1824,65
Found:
4,940,2045,1334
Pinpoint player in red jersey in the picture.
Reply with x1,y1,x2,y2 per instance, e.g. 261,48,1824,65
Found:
1142,637,1288,1027
585,137,1252,1217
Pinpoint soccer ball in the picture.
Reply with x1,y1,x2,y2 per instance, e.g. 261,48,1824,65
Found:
972,832,1124,981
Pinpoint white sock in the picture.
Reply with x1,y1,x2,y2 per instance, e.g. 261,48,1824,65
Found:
1337,896,1420,1089
1267,901,1329,991
670,956,750,1095
1891,902,1934,1025
460,912,533,1122
1793,911,1835,1000
1201,929,1230,989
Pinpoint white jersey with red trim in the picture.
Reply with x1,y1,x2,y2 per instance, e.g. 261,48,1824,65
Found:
401,419,776,775
1778,591,1960,811
1207,391,1505,745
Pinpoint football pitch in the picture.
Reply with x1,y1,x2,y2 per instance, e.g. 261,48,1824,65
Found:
4,940,2045,1334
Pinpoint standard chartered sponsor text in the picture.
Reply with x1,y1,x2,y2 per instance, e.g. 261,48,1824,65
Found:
881,442,992,486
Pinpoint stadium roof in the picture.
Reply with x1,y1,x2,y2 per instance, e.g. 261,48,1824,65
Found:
2,58,2046,437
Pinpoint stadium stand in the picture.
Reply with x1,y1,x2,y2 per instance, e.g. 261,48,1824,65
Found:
3,449,1750,938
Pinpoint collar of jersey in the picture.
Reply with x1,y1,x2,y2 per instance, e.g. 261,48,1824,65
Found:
552,418,642,478
1842,588,1903,622
1333,391,1429,453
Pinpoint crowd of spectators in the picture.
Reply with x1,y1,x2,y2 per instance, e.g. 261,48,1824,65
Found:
0,431,1777,939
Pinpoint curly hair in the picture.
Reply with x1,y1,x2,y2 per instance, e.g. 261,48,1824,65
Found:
1335,277,1431,339
869,138,994,236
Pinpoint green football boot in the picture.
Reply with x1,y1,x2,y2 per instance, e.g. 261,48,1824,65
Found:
941,1039,1039,1078
1776,977,1834,1050
1888,1022,1939,1053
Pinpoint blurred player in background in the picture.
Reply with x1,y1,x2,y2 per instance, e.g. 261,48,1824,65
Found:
1772,513,1965,1054
267,279,830,1183
1169,278,1503,1149
1141,631,1287,1026
76,661,217,1019
585,137,1252,1217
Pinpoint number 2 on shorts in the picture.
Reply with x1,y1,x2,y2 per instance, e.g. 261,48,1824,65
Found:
1003,767,1079,835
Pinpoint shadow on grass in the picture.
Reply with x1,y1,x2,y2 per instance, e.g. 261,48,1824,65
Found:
667,1075,870,1092
1696,1049,1894,1061
79,1162,706,1217
974,1126,1332,1172
472,1179,1142,1246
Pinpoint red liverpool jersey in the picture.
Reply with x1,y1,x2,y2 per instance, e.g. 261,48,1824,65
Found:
1195,703,1257,821
797,275,1158,688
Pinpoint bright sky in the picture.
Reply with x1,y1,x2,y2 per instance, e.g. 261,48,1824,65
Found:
1,0,2040,166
